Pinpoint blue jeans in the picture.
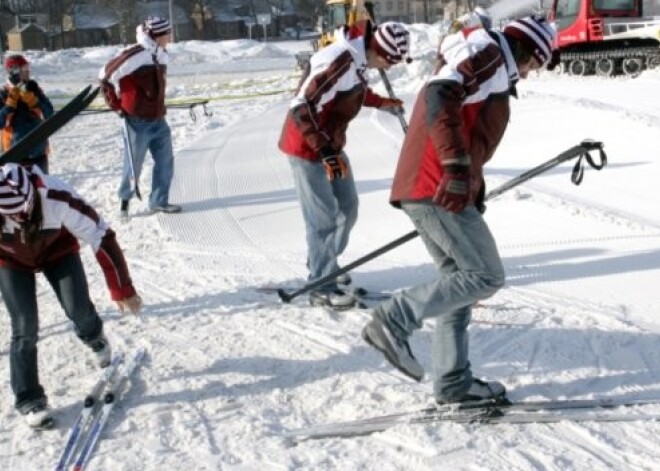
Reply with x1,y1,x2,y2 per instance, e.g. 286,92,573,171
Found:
119,116,175,209
374,202,505,401
0,254,103,412
288,153,358,290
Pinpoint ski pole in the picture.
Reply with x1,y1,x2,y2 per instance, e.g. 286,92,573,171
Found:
377,69,408,133
277,139,606,303
121,117,142,201
365,1,408,134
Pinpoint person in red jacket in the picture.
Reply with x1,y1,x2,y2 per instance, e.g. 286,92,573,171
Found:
362,16,558,404
0,163,142,429
279,20,410,309
99,17,180,219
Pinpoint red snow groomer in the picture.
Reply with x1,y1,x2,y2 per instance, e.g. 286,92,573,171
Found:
548,0,660,76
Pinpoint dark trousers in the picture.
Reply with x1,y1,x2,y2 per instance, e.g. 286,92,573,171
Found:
22,154,49,174
0,253,103,412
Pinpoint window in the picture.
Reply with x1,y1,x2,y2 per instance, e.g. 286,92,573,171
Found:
593,0,635,9
555,0,580,30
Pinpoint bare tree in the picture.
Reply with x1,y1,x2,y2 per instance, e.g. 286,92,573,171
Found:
292,0,324,27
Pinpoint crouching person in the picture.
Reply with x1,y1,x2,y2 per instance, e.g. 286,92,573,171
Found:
0,163,142,429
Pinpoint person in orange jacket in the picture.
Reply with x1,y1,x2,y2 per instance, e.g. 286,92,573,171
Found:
0,55,54,173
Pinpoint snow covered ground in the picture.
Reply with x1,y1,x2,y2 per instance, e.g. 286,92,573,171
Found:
2,22,660,470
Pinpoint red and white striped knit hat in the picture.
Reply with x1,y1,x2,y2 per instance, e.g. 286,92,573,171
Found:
0,163,35,216
503,15,557,66
370,22,410,64
144,16,172,38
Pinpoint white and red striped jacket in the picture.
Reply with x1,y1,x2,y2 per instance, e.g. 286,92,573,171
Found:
390,27,518,206
279,20,387,160
0,170,136,301
99,27,168,120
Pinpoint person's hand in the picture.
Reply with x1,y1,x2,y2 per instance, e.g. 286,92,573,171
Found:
433,164,472,213
19,86,38,108
101,80,122,112
5,87,20,108
321,154,349,181
379,97,404,109
116,295,143,315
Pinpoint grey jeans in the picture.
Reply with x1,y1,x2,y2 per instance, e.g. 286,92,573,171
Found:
0,253,103,411
374,202,505,401
288,153,358,290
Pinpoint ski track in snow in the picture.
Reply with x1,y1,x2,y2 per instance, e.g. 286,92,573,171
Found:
2,47,660,469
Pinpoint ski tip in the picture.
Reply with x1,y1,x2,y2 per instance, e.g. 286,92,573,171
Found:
112,351,125,364
133,347,147,363
83,86,101,107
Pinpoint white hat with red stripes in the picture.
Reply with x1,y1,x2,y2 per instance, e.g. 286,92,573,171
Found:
144,16,172,38
0,163,35,216
371,22,411,64
503,15,557,66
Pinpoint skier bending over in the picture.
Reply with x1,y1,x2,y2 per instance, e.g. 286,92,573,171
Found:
362,16,559,404
0,163,142,429
279,20,411,310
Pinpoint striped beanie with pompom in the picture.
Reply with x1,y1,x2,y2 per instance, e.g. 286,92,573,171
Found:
503,15,557,66
144,16,171,38
370,22,411,64
0,163,35,216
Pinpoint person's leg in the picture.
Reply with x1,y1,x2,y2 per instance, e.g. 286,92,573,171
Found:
0,267,46,411
42,253,103,343
330,152,359,258
373,203,505,397
431,305,473,399
147,119,175,209
118,117,150,202
288,155,343,286
376,203,505,337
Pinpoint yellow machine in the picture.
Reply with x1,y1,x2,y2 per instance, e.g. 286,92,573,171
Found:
296,1,372,69
315,0,373,50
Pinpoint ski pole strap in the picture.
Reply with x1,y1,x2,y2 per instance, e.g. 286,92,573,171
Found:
571,141,607,185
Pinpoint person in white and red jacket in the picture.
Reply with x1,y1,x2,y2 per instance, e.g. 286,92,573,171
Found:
362,16,558,404
99,16,180,219
279,20,410,310
0,163,142,429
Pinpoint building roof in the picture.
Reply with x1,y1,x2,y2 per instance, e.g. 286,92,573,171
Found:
8,23,47,34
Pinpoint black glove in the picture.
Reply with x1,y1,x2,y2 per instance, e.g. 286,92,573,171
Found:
475,177,486,214
22,80,40,94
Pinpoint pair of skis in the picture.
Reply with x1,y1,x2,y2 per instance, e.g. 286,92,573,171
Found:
55,348,145,471
0,85,99,166
284,396,660,441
